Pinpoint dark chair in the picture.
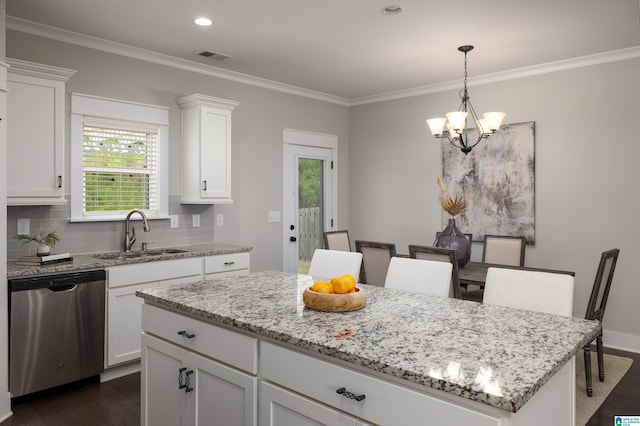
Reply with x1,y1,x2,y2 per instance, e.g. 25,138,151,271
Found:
583,248,620,397
464,235,527,302
408,245,462,299
482,235,526,266
355,240,397,286
323,230,351,252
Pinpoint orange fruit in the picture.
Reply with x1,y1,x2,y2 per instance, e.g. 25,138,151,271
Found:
310,281,333,294
331,274,357,294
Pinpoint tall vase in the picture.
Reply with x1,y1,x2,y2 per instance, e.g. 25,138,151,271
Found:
435,218,471,268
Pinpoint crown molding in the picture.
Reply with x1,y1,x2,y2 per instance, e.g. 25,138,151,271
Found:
349,46,640,106
6,16,351,106
7,16,639,107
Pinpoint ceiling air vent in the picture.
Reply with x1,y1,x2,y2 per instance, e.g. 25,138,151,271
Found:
197,50,231,61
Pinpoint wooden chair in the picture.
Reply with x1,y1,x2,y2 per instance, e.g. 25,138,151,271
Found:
465,235,527,302
385,257,453,298
482,267,575,316
408,245,462,299
482,235,526,266
355,240,397,286
323,230,351,252
308,249,362,280
583,248,620,397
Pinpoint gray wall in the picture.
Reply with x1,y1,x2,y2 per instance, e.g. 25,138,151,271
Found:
349,58,640,348
6,30,350,272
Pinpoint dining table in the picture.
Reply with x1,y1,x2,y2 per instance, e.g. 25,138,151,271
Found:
459,261,575,288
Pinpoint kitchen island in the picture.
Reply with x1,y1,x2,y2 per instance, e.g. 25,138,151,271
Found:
137,270,600,426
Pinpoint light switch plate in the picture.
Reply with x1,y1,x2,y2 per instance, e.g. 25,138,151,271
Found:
170,215,179,228
192,214,200,228
268,211,281,223
17,218,30,235
216,213,224,227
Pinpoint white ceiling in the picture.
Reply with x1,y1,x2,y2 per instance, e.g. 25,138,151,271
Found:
6,0,640,102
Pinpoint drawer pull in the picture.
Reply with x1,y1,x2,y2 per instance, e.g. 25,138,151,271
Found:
336,387,366,402
177,330,196,339
224,261,235,266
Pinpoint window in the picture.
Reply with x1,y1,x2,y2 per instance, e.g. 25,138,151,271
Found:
71,94,169,221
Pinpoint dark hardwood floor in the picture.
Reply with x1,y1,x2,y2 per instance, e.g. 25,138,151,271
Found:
2,348,639,425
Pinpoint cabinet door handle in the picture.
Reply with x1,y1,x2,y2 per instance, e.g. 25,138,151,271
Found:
224,261,235,266
184,370,194,393
58,176,62,188
178,367,187,390
336,387,366,402
203,180,207,191
177,330,195,339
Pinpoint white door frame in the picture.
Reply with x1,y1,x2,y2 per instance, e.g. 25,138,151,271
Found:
282,129,338,273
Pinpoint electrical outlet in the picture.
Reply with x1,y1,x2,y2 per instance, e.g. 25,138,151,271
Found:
17,218,30,235
216,213,224,227
268,211,281,223
192,214,200,228
170,215,179,229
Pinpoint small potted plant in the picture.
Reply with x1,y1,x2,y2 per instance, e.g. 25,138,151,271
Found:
14,231,61,256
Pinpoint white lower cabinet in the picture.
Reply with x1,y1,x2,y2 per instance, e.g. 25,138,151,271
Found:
141,305,258,426
204,252,250,279
106,258,203,367
260,381,357,426
142,334,257,426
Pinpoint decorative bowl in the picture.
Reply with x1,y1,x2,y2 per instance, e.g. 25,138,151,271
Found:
302,287,366,312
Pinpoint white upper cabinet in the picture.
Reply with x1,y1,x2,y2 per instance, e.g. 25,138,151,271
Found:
177,94,239,204
6,59,76,205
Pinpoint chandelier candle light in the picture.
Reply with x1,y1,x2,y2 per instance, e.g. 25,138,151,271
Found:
426,45,505,154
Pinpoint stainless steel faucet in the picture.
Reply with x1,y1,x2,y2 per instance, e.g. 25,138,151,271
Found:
124,209,151,252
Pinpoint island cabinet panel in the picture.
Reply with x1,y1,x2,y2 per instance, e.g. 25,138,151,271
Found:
260,381,357,426
142,304,258,374
106,258,203,368
142,333,257,426
260,341,500,426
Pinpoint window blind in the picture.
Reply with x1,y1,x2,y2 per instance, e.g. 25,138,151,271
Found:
82,123,158,214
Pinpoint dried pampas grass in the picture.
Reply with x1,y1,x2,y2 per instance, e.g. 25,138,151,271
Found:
437,176,468,217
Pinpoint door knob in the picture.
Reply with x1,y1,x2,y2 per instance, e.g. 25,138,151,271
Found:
290,236,297,242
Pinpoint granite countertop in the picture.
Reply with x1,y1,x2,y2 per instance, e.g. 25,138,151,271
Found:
137,270,601,413
7,243,252,278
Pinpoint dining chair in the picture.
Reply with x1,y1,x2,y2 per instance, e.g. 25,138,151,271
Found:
355,240,397,286
308,249,363,281
384,257,453,298
465,235,527,302
323,230,351,252
583,248,620,397
408,245,462,299
482,235,526,267
482,267,575,316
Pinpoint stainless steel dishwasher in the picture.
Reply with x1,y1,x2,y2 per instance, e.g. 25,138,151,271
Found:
9,269,106,398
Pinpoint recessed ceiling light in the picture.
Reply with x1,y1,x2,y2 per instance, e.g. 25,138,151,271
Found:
381,5,403,14
194,17,213,26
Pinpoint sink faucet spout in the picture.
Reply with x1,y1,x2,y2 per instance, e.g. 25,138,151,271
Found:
124,209,151,252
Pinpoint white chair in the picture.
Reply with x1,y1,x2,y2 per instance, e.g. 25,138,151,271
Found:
308,249,363,280
384,257,453,298
483,267,575,316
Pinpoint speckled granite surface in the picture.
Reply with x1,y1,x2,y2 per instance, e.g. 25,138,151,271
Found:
7,243,251,278
137,270,601,413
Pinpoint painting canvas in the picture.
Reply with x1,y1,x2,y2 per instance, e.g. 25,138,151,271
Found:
442,121,535,243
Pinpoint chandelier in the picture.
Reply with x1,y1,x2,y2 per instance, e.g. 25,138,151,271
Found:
426,45,505,155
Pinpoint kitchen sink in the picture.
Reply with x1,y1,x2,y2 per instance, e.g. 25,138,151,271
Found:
92,248,189,260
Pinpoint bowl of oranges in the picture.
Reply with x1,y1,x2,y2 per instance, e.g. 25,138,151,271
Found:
302,274,366,312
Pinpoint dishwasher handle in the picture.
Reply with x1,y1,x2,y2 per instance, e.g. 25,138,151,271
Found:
49,284,77,292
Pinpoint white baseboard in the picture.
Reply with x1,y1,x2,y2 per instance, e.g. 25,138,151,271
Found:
0,391,12,422
100,361,140,382
603,329,640,354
